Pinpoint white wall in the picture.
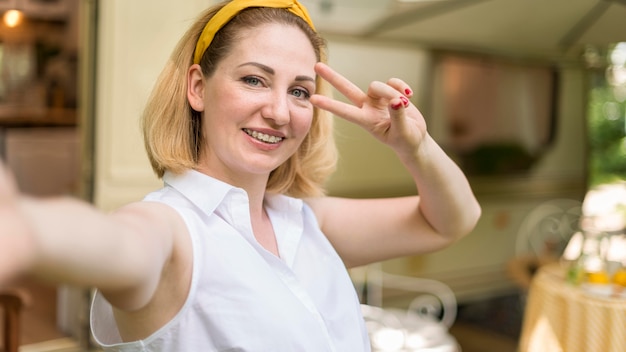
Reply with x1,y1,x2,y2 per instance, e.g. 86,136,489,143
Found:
94,0,213,211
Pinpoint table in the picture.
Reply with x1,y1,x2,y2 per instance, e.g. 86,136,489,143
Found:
519,263,626,352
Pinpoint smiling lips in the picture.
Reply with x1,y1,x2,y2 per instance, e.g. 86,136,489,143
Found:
242,128,284,144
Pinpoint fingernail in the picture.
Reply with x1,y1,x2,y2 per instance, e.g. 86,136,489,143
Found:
405,88,412,96
400,96,409,107
391,102,403,110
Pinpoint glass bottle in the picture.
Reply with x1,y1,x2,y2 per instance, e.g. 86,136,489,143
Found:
579,230,612,295
612,261,626,298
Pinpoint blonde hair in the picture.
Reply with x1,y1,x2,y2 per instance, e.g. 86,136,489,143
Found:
142,2,337,197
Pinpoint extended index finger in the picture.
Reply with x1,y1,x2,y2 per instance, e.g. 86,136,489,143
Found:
314,62,366,106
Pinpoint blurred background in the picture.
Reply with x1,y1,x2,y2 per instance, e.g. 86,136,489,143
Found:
1,0,625,351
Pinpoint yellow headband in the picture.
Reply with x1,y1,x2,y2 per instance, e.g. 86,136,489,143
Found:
193,0,316,65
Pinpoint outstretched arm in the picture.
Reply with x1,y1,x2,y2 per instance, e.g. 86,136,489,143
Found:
0,160,182,311
307,62,481,268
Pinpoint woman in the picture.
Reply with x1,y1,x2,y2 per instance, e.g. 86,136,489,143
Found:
0,0,480,350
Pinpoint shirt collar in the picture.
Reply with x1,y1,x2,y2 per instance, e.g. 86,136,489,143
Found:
162,169,304,218
162,169,245,216
163,170,305,267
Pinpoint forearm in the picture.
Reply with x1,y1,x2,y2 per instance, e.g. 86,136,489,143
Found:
399,134,481,240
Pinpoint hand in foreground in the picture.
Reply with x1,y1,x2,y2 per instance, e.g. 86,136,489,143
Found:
0,160,33,285
310,62,428,156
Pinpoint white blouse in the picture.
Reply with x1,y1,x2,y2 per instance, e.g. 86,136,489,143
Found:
91,170,370,351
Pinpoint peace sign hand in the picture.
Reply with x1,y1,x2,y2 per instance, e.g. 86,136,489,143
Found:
310,62,428,157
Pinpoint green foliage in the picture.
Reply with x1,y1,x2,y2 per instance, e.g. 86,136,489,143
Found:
587,85,626,187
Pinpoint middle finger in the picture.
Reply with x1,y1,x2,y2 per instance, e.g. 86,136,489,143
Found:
367,81,406,102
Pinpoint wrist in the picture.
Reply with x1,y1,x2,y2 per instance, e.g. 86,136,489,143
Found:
397,132,433,168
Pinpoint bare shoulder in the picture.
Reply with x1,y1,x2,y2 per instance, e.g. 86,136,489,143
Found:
112,200,183,226
105,200,194,341
108,199,193,291
303,196,335,224
111,200,192,254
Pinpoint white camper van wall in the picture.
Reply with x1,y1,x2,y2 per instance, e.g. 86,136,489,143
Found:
429,52,558,176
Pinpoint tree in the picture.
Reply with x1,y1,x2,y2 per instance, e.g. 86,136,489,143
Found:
587,45,626,187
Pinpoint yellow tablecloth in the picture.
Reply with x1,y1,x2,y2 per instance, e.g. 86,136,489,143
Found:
519,263,626,352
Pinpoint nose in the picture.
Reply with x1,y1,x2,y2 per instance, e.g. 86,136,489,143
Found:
262,91,290,126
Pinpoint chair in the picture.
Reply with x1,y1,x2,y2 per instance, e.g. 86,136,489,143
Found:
515,198,582,258
0,288,30,352
506,196,583,341
507,198,582,292
352,263,460,351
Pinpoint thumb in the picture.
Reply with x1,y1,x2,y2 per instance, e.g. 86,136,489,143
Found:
0,160,33,285
388,96,411,134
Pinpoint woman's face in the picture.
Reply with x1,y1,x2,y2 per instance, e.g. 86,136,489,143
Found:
196,23,317,184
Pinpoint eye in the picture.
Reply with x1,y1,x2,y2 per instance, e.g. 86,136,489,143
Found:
291,88,310,99
242,76,263,87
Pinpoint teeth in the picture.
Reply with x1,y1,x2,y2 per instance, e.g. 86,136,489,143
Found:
243,129,283,144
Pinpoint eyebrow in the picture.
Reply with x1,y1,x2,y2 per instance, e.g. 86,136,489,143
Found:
239,62,315,84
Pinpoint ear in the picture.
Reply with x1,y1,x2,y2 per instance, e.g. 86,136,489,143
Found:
187,64,205,112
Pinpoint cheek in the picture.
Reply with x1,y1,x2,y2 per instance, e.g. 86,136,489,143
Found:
293,108,314,136
204,96,244,128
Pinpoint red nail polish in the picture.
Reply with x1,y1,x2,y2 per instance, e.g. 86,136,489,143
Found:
400,96,409,107
405,88,412,96
391,102,403,110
